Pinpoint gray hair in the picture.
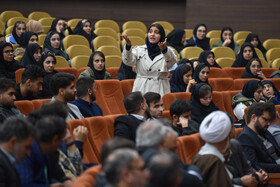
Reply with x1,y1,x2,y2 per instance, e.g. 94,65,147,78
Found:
103,148,139,185
136,120,178,148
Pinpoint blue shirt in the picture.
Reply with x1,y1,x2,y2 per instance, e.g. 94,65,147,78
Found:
71,98,103,118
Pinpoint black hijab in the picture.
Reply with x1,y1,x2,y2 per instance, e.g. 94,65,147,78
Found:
87,51,106,80
43,31,69,60
245,33,267,56
242,80,261,99
19,31,38,48
261,80,280,105
190,83,219,124
198,50,221,68
0,42,22,80
50,18,66,40
73,19,96,47
221,27,235,51
193,63,209,84
21,43,42,68
241,58,262,79
12,21,26,44
146,23,166,61
170,64,191,92
186,24,210,50
232,42,258,67
166,28,185,53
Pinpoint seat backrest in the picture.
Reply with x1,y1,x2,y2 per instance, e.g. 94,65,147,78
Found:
63,35,90,49
162,92,191,111
181,47,203,59
71,55,90,69
153,21,174,31
97,45,122,57
262,68,278,78
38,17,55,26
121,36,145,49
104,114,121,136
55,67,79,84
6,17,29,28
106,67,120,79
211,46,236,59
105,55,122,68
72,164,102,187
95,19,120,33
38,34,47,46
234,78,258,90
162,110,172,121
210,38,220,48
236,38,245,47
233,31,251,42
122,21,147,33
222,90,240,122
14,100,34,116
263,39,280,51
0,10,23,23
31,99,51,110
15,68,25,84
66,45,91,59
254,47,265,59
212,91,226,112
68,19,82,30
206,30,221,39
93,36,120,51
216,57,235,68
208,78,235,91
184,29,193,39
271,58,280,69
120,79,135,97
55,56,70,68
5,25,14,36
122,28,146,40
208,67,229,78
266,48,280,63
223,67,245,79
28,11,51,21
94,27,119,41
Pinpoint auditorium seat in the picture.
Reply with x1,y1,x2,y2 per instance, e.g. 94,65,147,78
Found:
106,67,120,79
162,110,172,121
208,67,229,78
120,79,135,97
271,58,280,69
6,17,29,28
210,38,220,48
162,92,191,111
38,34,47,46
222,90,240,122
93,36,120,51
0,10,23,23
181,47,203,60
38,17,55,26
216,57,235,68
55,56,70,68
234,78,258,90
212,91,226,112
121,36,145,49
95,19,120,35
262,68,278,78
15,68,25,84
209,78,235,91
263,39,280,51
266,48,280,63
206,30,221,39
105,55,122,68
71,55,90,69
122,21,147,34
14,100,34,116
31,98,51,110
233,31,251,42
223,67,245,79
211,47,236,59
72,164,102,187
94,27,120,42
97,46,122,58
63,35,90,49
184,29,193,39
66,45,91,59
56,67,79,79
68,19,82,30
122,28,146,40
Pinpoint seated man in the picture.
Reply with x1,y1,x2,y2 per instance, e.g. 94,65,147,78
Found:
15,65,45,100
50,72,83,120
71,77,103,117
170,99,199,136
238,102,280,173
114,91,150,142
143,92,163,119
0,77,24,122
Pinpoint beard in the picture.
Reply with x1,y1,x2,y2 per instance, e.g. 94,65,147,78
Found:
90,91,96,102
254,119,267,135
145,108,152,119
64,91,76,102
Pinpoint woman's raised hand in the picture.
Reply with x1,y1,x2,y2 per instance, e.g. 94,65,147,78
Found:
122,34,132,46
158,38,167,51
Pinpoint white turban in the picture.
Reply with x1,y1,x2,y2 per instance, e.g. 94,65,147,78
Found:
199,111,232,143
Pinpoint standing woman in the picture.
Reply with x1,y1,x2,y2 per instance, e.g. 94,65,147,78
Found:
198,51,221,68
0,42,22,80
21,43,42,68
79,51,111,80
6,21,26,44
212,27,240,55
122,23,177,97
49,18,72,40
232,42,258,67
14,31,38,56
166,28,186,53
185,24,210,50
241,58,266,80
73,19,97,50
43,31,69,61
245,33,267,59
193,63,210,85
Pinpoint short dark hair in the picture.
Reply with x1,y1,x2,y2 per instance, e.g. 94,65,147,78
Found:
247,102,276,124
0,116,35,143
0,78,15,94
124,91,144,114
21,65,46,84
35,115,67,142
144,92,161,107
199,84,212,98
170,99,191,117
49,72,75,95
76,77,94,97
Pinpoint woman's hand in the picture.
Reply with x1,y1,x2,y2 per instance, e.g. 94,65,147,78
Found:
186,79,197,92
257,70,266,79
122,34,131,46
158,38,167,51
222,38,231,47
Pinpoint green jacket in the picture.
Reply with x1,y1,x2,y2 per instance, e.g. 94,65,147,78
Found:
232,92,255,108
212,40,240,55
79,68,111,80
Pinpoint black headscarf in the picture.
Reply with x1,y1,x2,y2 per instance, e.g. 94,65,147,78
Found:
146,23,166,61
241,58,263,79
170,64,189,92
166,28,185,53
185,24,210,50
43,31,69,60
242,80,261,99
50,18,67,40
193,63,209,84
73,19,96,48
232,42,258,67
19,31,38,48
87,51,106,80
21,43,42,68
11,21,26,44
198,50,221,68
190,83,219,124
245,33,267,57
178,58,194,72
0,42,22,80
220,27,235,51
261,80,280,105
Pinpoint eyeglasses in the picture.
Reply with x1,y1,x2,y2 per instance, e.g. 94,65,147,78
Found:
3,50,14,54
260,116,273,123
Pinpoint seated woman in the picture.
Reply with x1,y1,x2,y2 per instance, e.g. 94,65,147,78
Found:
212,27,240,55
262,80,280,105
241,58,266,80
232,80,264,121
170,63,196,92
38,52,58,98
185,24,210,50
73,19,97,50
193,63,210,85
0,34,5,43
26,20,44,35
14,31,38,56
21,43,42,68
43,31,69,61
0,42,22,81
245,33,267,60
79,51,111,80
6,21,26,45
49,18,72,40
232,42,258,67
166,28,186,53
198,50,221,68
189,83,219,124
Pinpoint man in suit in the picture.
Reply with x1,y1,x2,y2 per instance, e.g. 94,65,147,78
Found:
0,116,35,187
238,102,280,173
114,91,150,142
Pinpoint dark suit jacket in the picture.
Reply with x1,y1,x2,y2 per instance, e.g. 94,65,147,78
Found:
238,125,280,173
0,149,21,187
114,114,144,142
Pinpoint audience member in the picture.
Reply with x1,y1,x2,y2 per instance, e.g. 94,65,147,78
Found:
262,80,280,105
79,51,111,80
14,31,38,56
26,20,44,35
0,34,6,43
114,91,150,142
50,72,84,120
49,18,72,40
245,33,267,60
241,58,266,80
143,92,163,119
197,50,221,68
193,63,210,85
122,23,177,97
15,65,45,100
185,24,210,50
73,19,97,49
71,77,103,117
21,43,42,67
6,21,26,44
232,42,258,67
166,28,186,53
0,117,35,187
